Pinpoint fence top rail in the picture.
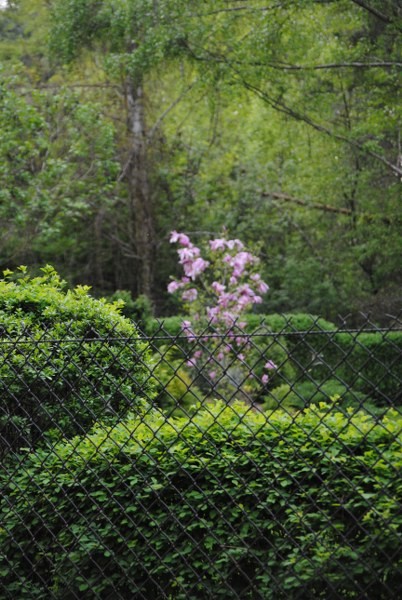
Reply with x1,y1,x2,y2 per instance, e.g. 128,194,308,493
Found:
0,327,402,345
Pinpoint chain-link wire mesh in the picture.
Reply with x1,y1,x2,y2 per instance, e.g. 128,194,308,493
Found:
1,314,401,598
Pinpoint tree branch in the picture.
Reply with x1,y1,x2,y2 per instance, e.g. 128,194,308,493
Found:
242,60,402,70
262,190,393,224
241,79,402,178
186,47,401,72
349,0,393,24
148,80,198,139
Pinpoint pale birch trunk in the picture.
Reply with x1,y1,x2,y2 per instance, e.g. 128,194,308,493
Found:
125,78,155,301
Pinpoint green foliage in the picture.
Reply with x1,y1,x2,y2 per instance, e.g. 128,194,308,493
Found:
1,402,401,598
332,331,402,405
1,0,401,316
0,266,154,455
280,326,402,407
107,290,153,325
151,344,204,416
49,0,192,79
0,76,123,283
263,380,377,414
148,313,336,338
146,314,401,408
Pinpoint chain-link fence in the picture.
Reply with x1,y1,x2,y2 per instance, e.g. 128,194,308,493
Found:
1,314,401,598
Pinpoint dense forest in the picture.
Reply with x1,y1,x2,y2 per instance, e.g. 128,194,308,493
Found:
0,0,400,320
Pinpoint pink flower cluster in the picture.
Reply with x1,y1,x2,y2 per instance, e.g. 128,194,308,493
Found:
168,231,275,399
169,231,210,282
168,231,269,328
261,360,278,385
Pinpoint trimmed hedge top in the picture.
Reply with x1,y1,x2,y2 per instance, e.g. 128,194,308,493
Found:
0,265,134,334
0,266,154,452
1,401,401,598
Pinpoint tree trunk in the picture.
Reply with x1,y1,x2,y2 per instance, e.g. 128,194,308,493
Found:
125,77,155,302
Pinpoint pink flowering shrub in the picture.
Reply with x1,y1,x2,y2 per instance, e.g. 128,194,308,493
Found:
168,231,278,404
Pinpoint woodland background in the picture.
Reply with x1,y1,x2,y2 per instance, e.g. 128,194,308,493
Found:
0,0,400,321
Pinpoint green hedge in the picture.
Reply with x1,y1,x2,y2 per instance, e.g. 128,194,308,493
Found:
1,402,401,598
331,331,402,404
0,266,154,455
146,315,295,411
263,379,374,413
146,313,402,407
145,313,335,338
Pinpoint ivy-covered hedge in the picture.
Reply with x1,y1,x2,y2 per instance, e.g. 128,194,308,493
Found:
1,402,401,598
0,266,154,455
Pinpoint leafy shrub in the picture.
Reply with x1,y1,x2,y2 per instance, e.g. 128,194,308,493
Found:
0,266,154,455
1,402,401,598
331,331,402,405
146,313,335,339
107,290,153,326
151,344,204,416
146,317,295,406
242,314,401,408
263,379,377,413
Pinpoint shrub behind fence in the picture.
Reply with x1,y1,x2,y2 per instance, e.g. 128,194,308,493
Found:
1,314,401,598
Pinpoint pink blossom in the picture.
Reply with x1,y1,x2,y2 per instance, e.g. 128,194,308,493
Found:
170,230,191,247
222,311,237,326
184,257,209,280
186,358,197,367
211,281,226,295
224,251,256,279
167,280,181,294
258,281,269,294
182,288,198,302
217,292,235,308
235,251,256,268
227,239,244,250
262,374,269,385
182,320,196,339
207,306,219,323
237,284,256,307
232,266,244,279
178,246,200,263
209,370,216,380
265,360,277,370
209,238,227,251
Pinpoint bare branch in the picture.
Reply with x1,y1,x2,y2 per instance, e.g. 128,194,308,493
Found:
241,79,402,178
262,190,394,224
249,60,402,70
186,48,402,72
17,82,120,90
349,0,393,24
148,80,198,139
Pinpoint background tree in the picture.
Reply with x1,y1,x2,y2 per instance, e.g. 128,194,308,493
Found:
0,0,400,319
